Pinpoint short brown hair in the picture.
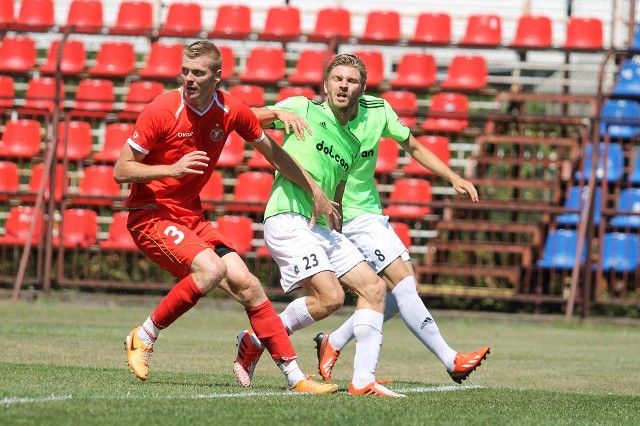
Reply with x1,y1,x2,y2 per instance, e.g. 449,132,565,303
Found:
184,41,222,73
325,53,367,87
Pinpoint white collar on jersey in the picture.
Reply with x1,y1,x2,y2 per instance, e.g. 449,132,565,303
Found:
180,88,229,116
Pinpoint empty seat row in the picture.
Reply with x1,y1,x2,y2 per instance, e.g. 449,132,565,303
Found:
0,1,606,50
557,186,640,229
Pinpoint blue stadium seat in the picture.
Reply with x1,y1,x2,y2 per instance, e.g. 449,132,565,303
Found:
601,233,639,272
631,24,640,50
610,188,640,229
537,229,586,269
629,150,640,183
574,143,624,183
557,186,602,226
612,60,640,97
599,99,640,139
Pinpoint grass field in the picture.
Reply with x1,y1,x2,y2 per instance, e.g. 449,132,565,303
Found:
1,292,639,425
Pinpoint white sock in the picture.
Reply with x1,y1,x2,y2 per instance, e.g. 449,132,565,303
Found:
276,359,306,388
351,309,384,388
392,276,456,371
137,317,159,345
278,297,315,334
329,293,398,351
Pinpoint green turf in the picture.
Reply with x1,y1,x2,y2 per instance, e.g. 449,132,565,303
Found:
1,294,639,425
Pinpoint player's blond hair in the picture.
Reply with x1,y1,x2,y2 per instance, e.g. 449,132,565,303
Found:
324,54,367,88
184,41,222,73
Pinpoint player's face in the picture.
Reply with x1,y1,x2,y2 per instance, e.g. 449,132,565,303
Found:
324,65,364,113
181,55,221,111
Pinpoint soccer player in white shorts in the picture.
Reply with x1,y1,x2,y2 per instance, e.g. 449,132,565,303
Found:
233,55,405,397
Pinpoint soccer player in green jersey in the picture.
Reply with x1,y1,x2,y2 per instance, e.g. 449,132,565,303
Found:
234,54,405,397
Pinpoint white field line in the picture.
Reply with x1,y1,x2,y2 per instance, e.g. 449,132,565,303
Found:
1,385,483,406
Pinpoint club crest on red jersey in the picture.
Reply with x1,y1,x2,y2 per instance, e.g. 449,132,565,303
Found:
210,128,225,142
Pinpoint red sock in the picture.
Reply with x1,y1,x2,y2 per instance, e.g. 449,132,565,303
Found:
247,300,297,362
150,275,204,329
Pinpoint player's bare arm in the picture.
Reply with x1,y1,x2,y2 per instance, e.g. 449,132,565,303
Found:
114,143,209,184
398,134,479,202
252,133,341,229
251,107,312,140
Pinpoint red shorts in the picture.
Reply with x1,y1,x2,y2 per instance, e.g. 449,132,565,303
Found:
126,208,235,279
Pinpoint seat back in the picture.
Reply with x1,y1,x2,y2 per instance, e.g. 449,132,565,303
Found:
0,206,43,245
16,0,54,31
23,77,65,114
391,53,436,90
511,14,552,48
381,90,417,117
363,10,400,42
288,50,330,85
421,93,469,132
577,143,624,183
215,215,254,255
564,17,603,49
599,99,640,139
160,2,202,36
0,35,36,73
100,211,137,250
27,163,68,203
239,47,285,84
441,55,488,90
383,178,432,219
94,122,133,163
111,0,154,35
211,4,251,38
228,171,274,213
0,161,19,200
461,14,502,46
58,208,98,248
219,45,235,80
0,0,14,29
262,6,300,41
375,138,399,174
601,233,640,272
413,12,451,44
122,81,164,115
390,221,411,248
278,87,316,102
138,43,184,79
0,75,15,110
74,165,121,205
537,229,586,269
556,186,602,226
403,136,450,175
0,119,42,158
229,85,265,108
351,50,384,88
40,40,86,75
312,7,351,40
73,79,115,115
57,120,93,160
89,41,136,78
201,170,224,210
217,132,246,168
66,0,103,33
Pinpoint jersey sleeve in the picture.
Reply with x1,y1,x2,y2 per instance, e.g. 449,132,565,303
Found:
129,101,168,154
265,96,310,130
381,99,412,142
232,101,265,143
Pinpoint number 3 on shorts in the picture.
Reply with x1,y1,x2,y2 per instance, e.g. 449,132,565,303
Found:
164,225,185,245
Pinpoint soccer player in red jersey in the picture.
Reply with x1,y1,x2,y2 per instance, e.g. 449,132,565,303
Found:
114,40,339,394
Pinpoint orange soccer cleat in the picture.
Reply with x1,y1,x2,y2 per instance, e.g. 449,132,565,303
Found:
233,329,264,387
290,378,339,394
313,332,340,382
448,345,491,384
347,381,406,398
125,326,154,381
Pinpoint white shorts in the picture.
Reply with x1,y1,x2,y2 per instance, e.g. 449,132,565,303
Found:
264,213,366,294
342,214,410,274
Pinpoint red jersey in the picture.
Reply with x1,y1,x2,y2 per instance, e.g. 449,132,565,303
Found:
125,88,264,217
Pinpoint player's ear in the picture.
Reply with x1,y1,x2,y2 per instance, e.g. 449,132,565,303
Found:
214,68,222,83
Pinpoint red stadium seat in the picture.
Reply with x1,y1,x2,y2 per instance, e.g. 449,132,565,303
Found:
362,10,401,43
441,55,488,91
0,75,15,112
39,40,86,76
209,4,251,39
71,79,115,117
119,81,164,119
247,130,282,170
0,35,36,74
217,132,246,168
564,17,603,50
21,77,65,115
215,215,254,256
94,123,132,163
57,120,93,161
0,0,14,30
351,50,385,88
110,0,154,36
278,86,316,102
64,0,103,34
383,178,432,219
390,221,411,248
0,161,19,200
229,85,265,108
460,14,502,46
260,5,301,41
72,165,122,205
56,208,98,248
381,91,418,127
227,171,274,213
390,53,436,91
26,163,68,203
311,7,351,41
219,45,236,80
14,0,54,32
511,15,552,48
413,12,451,44
159,2,202,37
88,41,136,78
100,211,136,251
138,43,184,80
375,138,400,174
421,93,469,133
201,170,224,210
238,47,286,84
288,50,330,86
402,136,450,176
0,206,43,246
0,119,42,159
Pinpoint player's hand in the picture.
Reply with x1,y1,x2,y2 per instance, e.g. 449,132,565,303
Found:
310,194,342,231
274,110,312,140
172,150,209,178
451,175,479,202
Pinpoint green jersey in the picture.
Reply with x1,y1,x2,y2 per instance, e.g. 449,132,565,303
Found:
264,96,361,226
342,95,411,221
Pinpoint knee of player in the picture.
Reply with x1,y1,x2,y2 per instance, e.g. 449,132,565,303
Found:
192,258,227,292
320,285,345,314
368,277,387,304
